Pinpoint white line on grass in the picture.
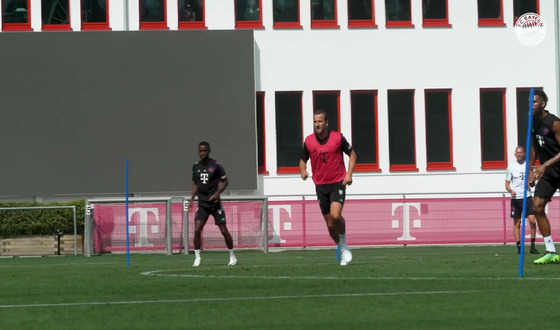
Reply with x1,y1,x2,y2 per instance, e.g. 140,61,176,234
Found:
140,269,560,281
0,290,480,309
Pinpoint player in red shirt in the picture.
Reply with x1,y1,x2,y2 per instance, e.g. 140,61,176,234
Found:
300,110,357,265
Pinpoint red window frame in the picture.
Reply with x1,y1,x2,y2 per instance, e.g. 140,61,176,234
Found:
387,89,418,172
81,0,111,31
42,0,73,31
139,0,168,30
425,89,455,171
385,0,414,28
2,0,33,31
478,0,505,27
347,0,376,28
310,0,339,29
178,0,206,29
513,0,539,25
256,92,268,174
235,0,264,29
276,91,304,174
479,88,507,169
515,87,542,150
273,0,302,29
422,0,451,27
351,90,380,172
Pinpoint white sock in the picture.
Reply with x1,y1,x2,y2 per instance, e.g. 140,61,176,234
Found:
338,234,348,250
194,249,201,259
543,236,557,253
229,249,235,258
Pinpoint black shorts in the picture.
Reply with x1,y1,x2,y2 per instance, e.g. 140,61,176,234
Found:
534,172,560,201
195,201,227,225
510,198,534,219
315,181,346,215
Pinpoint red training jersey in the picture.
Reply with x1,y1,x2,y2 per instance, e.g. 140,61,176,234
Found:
302,131,352,185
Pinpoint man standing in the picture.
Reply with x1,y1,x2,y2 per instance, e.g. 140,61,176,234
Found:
529,90,560,264
505,146,539,254
300,109,357,266
188,141,236,267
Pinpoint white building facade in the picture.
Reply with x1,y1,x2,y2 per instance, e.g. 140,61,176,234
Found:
2,0,559,199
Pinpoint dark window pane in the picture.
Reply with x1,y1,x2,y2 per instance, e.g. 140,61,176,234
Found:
348,0,372,20
514,0,537,19
425,91,451,163
179,0,203,22
388,90,415,165
351,92,377,164
311,0,335,21
516,88,542,148
276,92,303,167
517,89,531,147
480,90,505,162
313,92,339,131
273,0,299,23
236,0,260,21
3,0,29,23
385,0,410,21
256,93,266,171
42,0,69,24
423,0,446,19
478,0,501,19
141,0,165,22
82,0,107,23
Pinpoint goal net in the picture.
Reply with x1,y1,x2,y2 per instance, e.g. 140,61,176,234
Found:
84,196,268,256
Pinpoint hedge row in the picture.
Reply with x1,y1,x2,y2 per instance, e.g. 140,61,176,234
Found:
0,200,86,237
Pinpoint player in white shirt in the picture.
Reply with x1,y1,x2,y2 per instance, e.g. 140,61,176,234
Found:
505,146,539,254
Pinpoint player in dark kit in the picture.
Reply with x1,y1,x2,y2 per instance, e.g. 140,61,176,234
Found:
300,109,357,266
529,90,560,264
188,141,236,267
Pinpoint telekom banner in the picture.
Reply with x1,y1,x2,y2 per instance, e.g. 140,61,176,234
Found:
93,203,184,253
93,197,560,253
268,197,558,247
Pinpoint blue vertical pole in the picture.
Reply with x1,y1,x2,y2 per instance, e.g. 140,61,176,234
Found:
519,88,534,277
126,158,130,267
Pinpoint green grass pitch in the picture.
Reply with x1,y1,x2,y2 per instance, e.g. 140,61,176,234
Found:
0,246,558,329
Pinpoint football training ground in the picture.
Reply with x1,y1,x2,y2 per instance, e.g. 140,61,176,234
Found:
0,246,558,329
